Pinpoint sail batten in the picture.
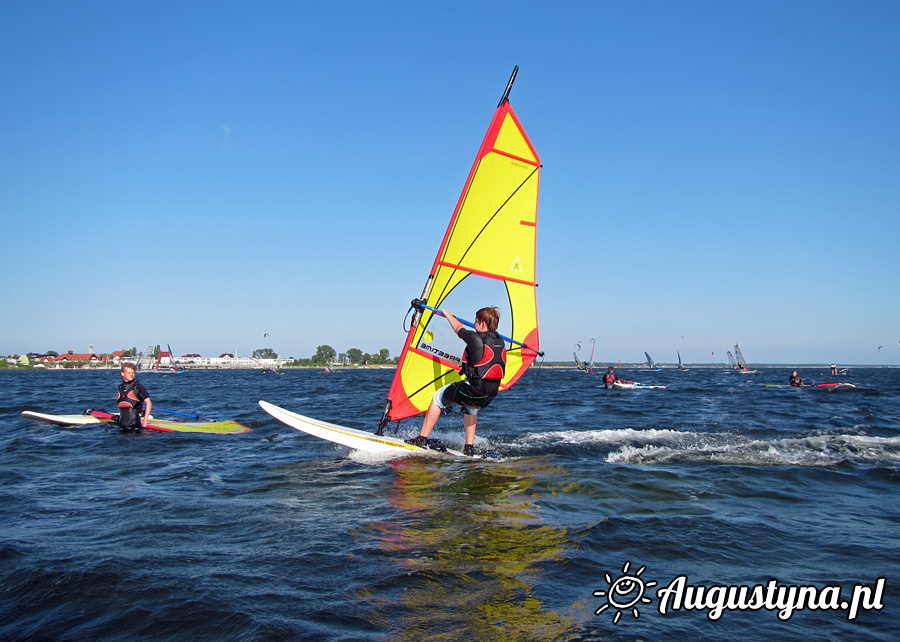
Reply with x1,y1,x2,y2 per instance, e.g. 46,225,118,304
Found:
378,71,541,429
434,261,536,286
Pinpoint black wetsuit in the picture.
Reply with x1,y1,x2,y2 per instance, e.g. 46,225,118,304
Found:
442,328,506,410
116,379,149,428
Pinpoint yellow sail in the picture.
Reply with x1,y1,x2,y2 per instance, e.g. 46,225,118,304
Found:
380,69,541,428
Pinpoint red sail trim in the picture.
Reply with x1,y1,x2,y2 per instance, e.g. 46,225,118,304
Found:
386,394,420,424
484,101,540,165
498,328,540,391
435,260,536,287
491,148,540,166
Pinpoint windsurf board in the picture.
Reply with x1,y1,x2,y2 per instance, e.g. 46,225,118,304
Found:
22,409,250,434
259,400,478,458
611,381,667,390
765,383,857,389
21,410,104,426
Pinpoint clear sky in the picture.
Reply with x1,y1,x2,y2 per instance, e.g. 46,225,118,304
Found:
1,1,898,365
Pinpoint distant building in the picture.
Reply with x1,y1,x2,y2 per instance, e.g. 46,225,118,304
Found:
21,349,278,369
48,351,102,367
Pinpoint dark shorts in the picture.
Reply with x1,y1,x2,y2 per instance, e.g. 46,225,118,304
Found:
434,381,499,415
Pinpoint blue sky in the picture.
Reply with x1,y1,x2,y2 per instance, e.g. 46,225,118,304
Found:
1,1,898,365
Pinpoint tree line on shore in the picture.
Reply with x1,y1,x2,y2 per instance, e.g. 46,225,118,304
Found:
2,345,397,368
114,345,397,365
288,345,397,366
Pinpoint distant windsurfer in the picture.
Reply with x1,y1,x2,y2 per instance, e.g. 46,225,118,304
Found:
405,306,506,456
117,362,152,429
831,363,838,375
602,366,618,389
789,371,804,387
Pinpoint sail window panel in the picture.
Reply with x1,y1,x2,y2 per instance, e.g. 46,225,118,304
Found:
423,264,468,310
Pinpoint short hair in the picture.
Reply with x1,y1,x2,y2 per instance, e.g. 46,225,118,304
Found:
121,362,137,373
475,306,500,332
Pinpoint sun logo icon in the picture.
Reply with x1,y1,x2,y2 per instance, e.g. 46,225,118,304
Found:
593,561,657,624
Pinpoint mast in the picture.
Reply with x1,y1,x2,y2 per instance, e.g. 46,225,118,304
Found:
498,65,518,106
376,65,540,435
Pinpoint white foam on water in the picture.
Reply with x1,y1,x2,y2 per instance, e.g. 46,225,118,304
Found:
348,448,413,465
607,432,900,467
512,427,690,447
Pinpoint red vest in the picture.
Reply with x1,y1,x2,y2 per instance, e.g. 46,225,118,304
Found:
117,381,145,409
462,332,506,381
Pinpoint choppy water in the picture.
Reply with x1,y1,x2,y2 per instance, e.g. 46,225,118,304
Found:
1,366,897,640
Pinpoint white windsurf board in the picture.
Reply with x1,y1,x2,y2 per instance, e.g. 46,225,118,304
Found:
21,410,105,426
259,400,468,457
611,382,667,390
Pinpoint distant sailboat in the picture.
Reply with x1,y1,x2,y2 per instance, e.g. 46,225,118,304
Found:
677,351,689,371
164,344,185,373
726,351,737,370
644,352,662,371
573,339,595,373
734,343,757,373
138,345,185,373
135,345,153,371
573,342,585,371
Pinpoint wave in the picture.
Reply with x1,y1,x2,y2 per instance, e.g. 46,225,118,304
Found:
500,426,900,467
511,427,695,447
606,433,900,467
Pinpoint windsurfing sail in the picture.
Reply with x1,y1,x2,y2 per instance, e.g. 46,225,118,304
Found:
377,66,542,433
573,342,584,370
677,351,688,371
249,355,281,374
734,343,749,370
135,345,153,371
727,351,737,369
165,344,185,373
588,338,595,374
644,352,655,369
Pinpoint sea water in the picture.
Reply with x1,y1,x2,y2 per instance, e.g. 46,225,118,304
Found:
0,367,897,640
